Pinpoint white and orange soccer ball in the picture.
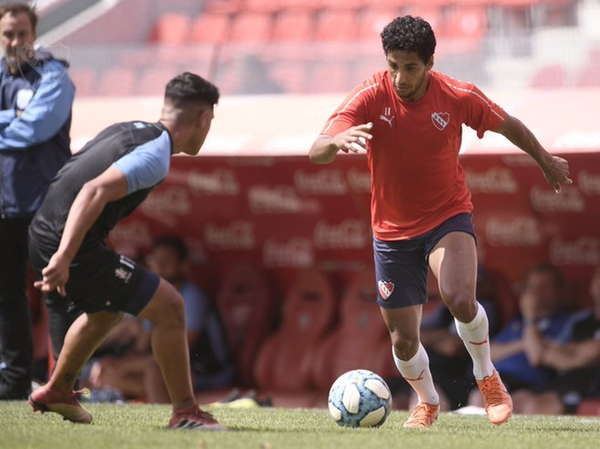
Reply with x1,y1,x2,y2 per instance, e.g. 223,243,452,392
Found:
328,369,392,428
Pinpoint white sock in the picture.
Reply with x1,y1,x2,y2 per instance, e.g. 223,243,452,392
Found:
454,302,495,380
393,344,439,405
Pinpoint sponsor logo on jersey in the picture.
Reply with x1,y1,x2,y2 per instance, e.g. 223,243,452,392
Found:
431,112,450,131
379,107,395,128
378,280,394,300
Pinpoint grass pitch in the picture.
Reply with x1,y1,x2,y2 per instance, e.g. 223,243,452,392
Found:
1,402,598,449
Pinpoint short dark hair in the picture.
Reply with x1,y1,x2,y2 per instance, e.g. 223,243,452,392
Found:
153,236,188,262
527,262,565,289
381,15,436,64
0,3,38,31
165,72,219,110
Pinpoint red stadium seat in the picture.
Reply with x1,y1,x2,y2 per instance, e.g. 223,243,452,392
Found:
575,63,600,88
190,12,231,43
228,12,272,43
149,13,192,44
313,10,359,42
243,0,282,13
529,63,568,88
69,67,97,96
357,8,400,42
306,60,349,93
253,269,338,393
205,0,244,14
272,10,314,42
98,67,136,96
216,262,277,387
577,399,600,416
135,67,180,97
310,271,393,392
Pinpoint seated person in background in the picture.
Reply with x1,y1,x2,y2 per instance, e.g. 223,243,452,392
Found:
520,264,600,414
419,265,503,411
90,236,234,402
468,263,575,413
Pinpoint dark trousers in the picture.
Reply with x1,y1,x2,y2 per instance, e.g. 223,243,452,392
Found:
0,218,33,397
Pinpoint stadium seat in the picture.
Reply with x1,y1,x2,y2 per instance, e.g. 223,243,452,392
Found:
243,0,282,13
306,60,350,93
98,67,137,96
272,10,314,42
135,67,181,97
310,271,393,392
442,6,487,52
529,63,568,89
575,63,600,88
313,10,358,41
228,11,273,43
205,0,244,14
216,262,277,387
577,399,600,416
149,13,192,44
253,269,339,393
190,12,231,43
69,67,97,96
357,8,400,42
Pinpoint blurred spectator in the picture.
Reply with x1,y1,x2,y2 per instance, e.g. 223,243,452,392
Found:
468,263,575,413
89,236,234,402
519,265,600,414
0,3,74,400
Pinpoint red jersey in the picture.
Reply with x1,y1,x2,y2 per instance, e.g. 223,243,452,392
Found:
322,70,506,240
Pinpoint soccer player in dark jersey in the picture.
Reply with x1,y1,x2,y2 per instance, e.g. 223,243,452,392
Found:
27,72,224,430
309,16,572,428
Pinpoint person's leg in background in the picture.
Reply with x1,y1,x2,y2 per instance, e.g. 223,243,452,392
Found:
0,218,33,399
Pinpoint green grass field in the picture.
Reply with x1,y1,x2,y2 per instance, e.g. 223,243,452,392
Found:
1,402,598,449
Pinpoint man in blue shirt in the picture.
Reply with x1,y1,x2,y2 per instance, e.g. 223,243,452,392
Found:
28,72,224,430
0,3,74,400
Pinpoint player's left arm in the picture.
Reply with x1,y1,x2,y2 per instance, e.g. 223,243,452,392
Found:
0,60,75,150
492,114,572,193
34,167,128,296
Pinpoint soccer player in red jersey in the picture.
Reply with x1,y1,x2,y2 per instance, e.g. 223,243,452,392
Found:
309,15,572,428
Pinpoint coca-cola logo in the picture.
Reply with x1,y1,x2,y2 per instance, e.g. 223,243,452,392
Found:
530,185,585,212
140,187,191,216
465,167,518,194
263,237,314,268
203,221,255,250
314,219,369,249
294,169,348,195
109,221,153,248
579,170,600,195
486,216,542,247
550,237,600,265
347,169,371,194
187,169,239,195
248,185,319,214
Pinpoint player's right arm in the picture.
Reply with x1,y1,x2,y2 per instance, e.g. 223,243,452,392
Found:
34,167,128,296
309,123,373,164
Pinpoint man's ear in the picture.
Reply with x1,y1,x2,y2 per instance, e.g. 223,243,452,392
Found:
427,56,434,71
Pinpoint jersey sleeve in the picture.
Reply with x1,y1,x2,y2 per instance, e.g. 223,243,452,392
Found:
461,84,506,138
112,130,171,194
321,80,378,136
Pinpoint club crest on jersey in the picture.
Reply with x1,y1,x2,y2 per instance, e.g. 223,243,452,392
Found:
431,112,450,131
378,280,395,300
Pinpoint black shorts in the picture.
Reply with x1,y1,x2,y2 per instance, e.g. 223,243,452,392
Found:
373,213,476,309
550,368,600,413
29,236,159,315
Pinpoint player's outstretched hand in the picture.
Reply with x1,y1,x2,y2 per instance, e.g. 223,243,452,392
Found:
543,155,572,193
334,122,373,154
34,252,70,297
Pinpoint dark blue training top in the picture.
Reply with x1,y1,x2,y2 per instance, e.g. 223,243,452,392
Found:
29,120,172,249
0,47,74,218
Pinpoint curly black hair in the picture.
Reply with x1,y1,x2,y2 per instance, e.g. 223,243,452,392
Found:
380,15,436,64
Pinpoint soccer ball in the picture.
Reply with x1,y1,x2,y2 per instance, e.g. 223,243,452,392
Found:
328,369,392,428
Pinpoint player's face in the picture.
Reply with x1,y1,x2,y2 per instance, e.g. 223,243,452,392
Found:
0,12,36,73
147,246,182,284
386,50,433,102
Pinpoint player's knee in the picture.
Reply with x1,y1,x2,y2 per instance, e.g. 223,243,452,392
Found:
390,331,420,360
443,288,476,320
